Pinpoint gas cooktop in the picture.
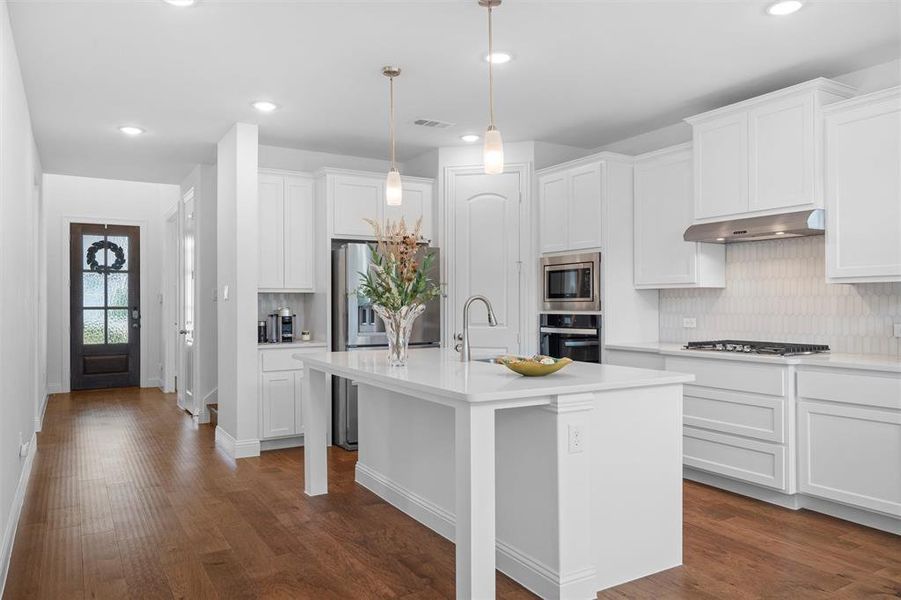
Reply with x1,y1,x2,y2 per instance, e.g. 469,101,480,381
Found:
684,340,830,356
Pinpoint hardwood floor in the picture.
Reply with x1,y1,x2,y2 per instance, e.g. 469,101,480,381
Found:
4,388,900,599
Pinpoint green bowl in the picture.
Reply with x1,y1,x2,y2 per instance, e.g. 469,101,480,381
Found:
496,355,573,377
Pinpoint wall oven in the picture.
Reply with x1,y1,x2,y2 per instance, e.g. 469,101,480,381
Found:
539,314,602,363
541,252,601,312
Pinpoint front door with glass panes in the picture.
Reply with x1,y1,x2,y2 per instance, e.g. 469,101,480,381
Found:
70,223,140,389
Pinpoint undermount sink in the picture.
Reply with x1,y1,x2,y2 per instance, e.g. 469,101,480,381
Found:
472,357,501,364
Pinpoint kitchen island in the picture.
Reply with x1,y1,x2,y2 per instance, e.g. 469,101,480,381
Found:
300,348,693,599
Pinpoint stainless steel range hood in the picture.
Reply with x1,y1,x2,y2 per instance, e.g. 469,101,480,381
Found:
683,209,825,243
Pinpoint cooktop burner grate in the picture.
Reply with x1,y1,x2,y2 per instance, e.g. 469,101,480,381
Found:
684,340,830,356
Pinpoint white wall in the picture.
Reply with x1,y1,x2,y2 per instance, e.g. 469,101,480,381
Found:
259,144,394,174
0,0,42,591
216,123,259,454
43,174,179,393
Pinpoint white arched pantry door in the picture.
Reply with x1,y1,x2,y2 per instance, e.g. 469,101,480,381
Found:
446,166,524,358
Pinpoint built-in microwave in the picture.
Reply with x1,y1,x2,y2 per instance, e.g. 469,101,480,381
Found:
540,252,601,312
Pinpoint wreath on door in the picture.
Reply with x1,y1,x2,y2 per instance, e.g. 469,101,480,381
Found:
86,240,126,273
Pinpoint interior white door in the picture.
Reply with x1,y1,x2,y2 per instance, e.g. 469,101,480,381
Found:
178,189,196,413
449,168,522,357
164,212,178,394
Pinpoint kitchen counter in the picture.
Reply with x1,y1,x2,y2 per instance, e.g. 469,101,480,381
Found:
607,342,901,373
258,341,327,349
300,348,693,599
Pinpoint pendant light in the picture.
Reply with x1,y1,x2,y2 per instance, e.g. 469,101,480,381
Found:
383,66,403,206
480,0,504,175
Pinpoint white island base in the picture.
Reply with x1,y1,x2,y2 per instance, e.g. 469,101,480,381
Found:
301,349,692,599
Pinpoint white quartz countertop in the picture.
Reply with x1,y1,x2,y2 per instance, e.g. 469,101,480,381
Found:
300,347,694,404
607,342,901,373
259,341,327,350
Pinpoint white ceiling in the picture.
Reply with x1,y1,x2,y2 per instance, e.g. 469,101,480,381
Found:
9,0,900,183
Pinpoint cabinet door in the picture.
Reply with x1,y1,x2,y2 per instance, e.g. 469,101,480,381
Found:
694,113,749,219
825,92,901,282
332,174,383,238
567,162,604,250
284,175,315,290
538,172,568,254
798,401,901,516
293,370,304,435
261,372,296,438
749,95,815,212
385,179,433,241
634,148,699,286
258,174,285,289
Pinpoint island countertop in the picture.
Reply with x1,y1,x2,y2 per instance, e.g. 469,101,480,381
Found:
300,347,694,404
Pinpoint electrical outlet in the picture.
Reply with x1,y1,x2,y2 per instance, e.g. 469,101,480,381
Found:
568,424,584,454
683,317,697,329
894,323,901,338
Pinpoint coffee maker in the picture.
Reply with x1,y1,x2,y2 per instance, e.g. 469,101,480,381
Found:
267,307,296,343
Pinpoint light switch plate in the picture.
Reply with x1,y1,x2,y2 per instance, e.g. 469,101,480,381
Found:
894,323,901,338
683,317,697,329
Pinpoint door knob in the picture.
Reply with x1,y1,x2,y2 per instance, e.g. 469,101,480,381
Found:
179,329,188,335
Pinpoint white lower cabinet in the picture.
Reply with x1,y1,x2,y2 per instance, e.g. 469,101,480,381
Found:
259,347,321,440
666,356,793,492
797,368,901,517
261,371,299,438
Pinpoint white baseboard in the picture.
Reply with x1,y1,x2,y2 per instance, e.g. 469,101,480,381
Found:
214,426,260,459
260,436,304,451
0,432,37,597
46,383,62,395
195,388,217,424
684,468,901,535
142,377,160,389
355,462,567,599
202,387,218,406
33,394,49,433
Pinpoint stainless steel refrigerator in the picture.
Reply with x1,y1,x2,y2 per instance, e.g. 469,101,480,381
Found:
331,242,441,450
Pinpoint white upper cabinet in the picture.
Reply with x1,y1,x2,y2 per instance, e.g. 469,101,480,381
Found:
693,112,749,219
824,87,901,283
258,173,286,289
686,78,855,222
538,172,568,254
633,144,724,289
258,170,315,292
323,169,434,241
538,156,612,254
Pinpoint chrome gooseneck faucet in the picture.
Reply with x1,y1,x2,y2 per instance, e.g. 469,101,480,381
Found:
454,295,498,362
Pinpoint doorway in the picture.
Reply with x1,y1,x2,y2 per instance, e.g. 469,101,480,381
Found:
69,223,141,390
444,165,530,357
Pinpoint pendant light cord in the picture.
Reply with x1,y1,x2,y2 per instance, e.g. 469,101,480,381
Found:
389,75,397,169
487,5,496,128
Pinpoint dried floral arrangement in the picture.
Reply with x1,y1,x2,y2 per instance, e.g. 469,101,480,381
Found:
358,218,441,312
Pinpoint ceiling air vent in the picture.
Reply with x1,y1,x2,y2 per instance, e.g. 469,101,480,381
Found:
413,118,455,129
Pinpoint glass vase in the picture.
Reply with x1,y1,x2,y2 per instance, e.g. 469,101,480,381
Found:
373,304,426,367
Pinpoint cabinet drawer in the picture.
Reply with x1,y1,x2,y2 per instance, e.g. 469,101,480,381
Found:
684,426,787,491
683,386,786,442
666,356,786,397
797,369,901,410
261,348,321,372
798,400,901,516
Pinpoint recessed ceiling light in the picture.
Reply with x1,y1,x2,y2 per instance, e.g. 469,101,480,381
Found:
119,126,144,136
716,237,725,242
775,231,786,235
461,134,480,143
484,52,512,64
163,0,196,6
252,100,278,113
766,0,803,16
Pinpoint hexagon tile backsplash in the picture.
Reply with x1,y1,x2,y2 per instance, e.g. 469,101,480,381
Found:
659,236,901,356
